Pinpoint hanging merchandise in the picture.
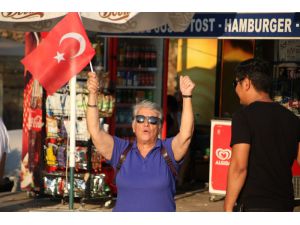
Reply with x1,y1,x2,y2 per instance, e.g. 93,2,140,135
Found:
39,36,117,203
43,176,87,198
75,146,88,171
57,146,66,169
90,174,112,198
46,117,59,138
97,71,116,118
76,93,88,117
45,143,58,172
91,147,102,172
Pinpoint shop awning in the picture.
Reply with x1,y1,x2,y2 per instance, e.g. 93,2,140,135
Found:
96,13,300,39
0,12,194,33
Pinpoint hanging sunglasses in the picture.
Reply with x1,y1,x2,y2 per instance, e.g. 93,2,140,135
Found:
232,77,245,88
135,115,161,125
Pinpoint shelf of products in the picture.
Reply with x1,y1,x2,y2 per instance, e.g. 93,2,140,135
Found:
42,37,117,200
272,40,300,118
114,38,164,140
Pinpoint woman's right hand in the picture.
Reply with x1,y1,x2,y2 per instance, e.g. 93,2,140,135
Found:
87,71,99,95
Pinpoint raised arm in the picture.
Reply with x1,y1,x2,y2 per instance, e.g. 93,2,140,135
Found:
86,72,114,160
171,75,195,161
224,143,250,211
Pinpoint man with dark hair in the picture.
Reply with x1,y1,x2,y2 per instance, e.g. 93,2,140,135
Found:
224,58,300,212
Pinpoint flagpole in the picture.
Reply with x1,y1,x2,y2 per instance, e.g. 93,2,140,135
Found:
69,13,95,210
69,75,76,210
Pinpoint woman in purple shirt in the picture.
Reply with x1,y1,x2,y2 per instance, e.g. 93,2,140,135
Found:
86,72,195,212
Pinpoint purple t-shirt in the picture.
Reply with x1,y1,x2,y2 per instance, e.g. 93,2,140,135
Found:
107,136,180,212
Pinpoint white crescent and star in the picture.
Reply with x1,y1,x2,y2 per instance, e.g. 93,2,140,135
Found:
54,32,86,63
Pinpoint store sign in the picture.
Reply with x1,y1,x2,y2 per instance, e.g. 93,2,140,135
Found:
28,109,43,132
0,12,65,22
209,120,232,195
98,12,131,21
1,12,44,20
101,13,300,38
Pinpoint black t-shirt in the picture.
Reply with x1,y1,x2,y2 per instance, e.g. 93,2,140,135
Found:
231,101,300,210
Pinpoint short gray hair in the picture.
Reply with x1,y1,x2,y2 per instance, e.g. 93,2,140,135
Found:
132,100,163,120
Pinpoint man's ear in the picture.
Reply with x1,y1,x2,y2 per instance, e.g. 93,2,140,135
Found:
243,77,251,91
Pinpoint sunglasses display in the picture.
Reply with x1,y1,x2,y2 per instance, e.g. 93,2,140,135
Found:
135,115,161,125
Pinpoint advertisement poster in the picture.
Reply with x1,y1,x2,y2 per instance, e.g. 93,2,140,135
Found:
292,161,300,176
209,119,232,195
279,40,300,61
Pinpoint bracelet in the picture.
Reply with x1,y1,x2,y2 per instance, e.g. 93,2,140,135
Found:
87,104,97,108
182,95,192,98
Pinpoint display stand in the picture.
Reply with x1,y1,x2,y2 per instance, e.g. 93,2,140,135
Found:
208,119,232,201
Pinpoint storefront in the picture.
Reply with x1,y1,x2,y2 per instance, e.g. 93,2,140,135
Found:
93,12,300,198
0,31,24,130
1,12,299,202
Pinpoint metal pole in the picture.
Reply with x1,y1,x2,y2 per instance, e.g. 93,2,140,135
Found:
69,75,77,209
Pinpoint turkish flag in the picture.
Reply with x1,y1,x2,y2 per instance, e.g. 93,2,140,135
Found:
21,13,95,95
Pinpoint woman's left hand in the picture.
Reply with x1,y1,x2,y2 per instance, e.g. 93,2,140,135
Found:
180,75,195,96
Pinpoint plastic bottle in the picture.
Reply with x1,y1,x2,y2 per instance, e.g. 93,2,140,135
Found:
133,72,139,86
118,43,125,67
126,72,132,86
150,45,157,67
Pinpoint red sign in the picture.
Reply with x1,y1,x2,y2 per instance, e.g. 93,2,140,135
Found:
29,108,43,131
292,160,300,176
209,120,232,195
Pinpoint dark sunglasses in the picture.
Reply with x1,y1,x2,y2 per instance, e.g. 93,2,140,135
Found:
232,77,245,88
135,115,161,125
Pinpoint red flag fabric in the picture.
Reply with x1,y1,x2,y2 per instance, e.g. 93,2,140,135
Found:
21,13,95,95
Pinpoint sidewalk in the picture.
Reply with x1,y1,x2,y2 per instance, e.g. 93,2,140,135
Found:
0,185,223,212
0,187,299,212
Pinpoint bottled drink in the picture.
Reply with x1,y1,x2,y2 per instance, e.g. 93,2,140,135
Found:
119,90,123,103
118,43,125,67
121,72,126,86
125,45,132,67
144,45,150,67
145,73,150,86
148,90,154,101
123,90,128,103
117,72,122,86
119,109,125,123
139,73,144,86
127,90,131,103
116,90,121,103
133,72,139,86
126,71,133,86
140,46,146,67
151,73,155,86
151,45,157,67
132,45,139,67
149,73,153,86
